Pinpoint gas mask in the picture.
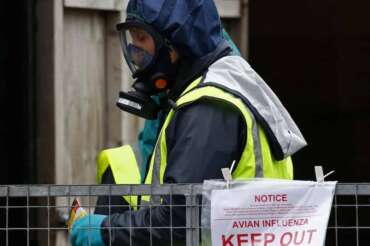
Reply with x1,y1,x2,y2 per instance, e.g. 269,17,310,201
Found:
116,20,178,119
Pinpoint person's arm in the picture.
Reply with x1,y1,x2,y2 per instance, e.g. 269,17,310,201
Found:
101,99,246,246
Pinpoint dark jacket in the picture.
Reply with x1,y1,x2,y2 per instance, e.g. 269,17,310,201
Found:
100,93,246,246
100,1,246,245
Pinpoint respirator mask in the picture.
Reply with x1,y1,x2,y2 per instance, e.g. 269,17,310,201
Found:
116,20,177,119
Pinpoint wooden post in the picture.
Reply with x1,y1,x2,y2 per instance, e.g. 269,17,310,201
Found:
36,2,64,245
240,0,250,58
36,0,64,184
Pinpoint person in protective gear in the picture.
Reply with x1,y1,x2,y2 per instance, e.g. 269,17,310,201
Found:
71,0,307,246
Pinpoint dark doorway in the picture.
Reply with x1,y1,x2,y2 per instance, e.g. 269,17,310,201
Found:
249,1,370,245
0,0,35,184
249,0,370,182
0,0,36,245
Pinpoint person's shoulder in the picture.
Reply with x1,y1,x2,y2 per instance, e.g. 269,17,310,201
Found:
173,98,243,124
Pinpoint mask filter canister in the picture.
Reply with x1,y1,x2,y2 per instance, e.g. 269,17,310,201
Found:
117,90,160,120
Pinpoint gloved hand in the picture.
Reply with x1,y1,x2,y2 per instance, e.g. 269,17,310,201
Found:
70,214,106,246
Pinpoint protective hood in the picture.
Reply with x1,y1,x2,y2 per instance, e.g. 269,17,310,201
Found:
201,56,307,160
126,0,224,60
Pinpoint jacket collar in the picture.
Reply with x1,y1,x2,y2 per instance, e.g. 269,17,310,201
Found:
168,40,232,101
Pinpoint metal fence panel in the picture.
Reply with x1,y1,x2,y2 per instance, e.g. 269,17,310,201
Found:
0,183,369,245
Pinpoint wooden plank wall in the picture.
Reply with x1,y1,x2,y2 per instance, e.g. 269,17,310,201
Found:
63,9,107,185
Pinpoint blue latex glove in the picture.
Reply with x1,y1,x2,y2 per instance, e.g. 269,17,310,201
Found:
70,214,106,246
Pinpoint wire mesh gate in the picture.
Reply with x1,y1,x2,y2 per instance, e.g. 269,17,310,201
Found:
0,183,369,246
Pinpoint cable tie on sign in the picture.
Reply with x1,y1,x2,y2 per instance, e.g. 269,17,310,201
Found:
230,160,236,174
323,170,335,179
222,160,236,189
315,165,335,183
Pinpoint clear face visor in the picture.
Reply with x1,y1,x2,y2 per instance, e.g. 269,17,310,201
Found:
118,26,157,75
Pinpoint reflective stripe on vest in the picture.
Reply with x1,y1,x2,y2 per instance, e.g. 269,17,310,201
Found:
142,77,293,203
97,145,141,209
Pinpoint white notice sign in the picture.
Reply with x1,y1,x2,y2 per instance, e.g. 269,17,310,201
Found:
211,180,336,246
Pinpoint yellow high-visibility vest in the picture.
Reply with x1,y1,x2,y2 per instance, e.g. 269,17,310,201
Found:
96,145,141,209
141,77,293,203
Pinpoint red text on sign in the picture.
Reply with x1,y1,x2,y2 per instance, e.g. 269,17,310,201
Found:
221,229,317,246
254,194,288,202
222,233,274,246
